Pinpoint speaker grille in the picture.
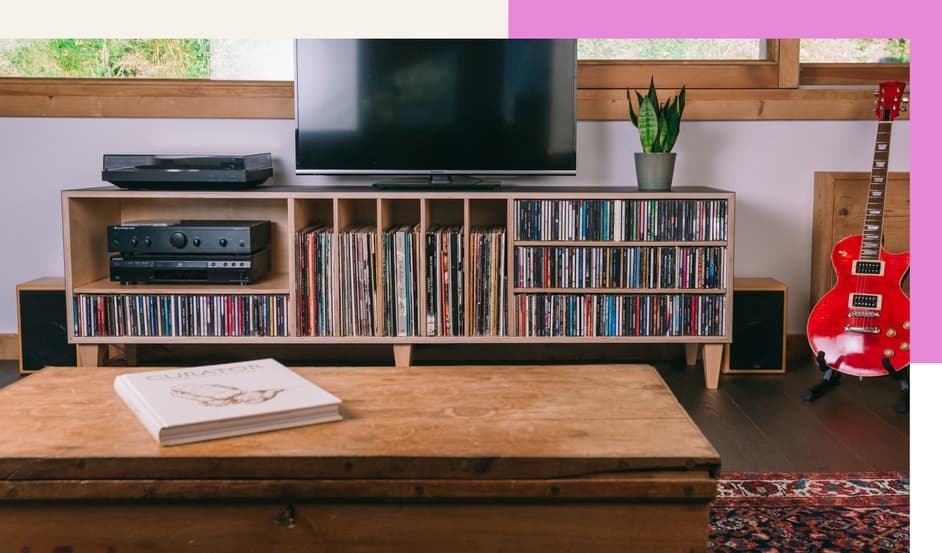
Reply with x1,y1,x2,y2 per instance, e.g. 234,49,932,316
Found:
729,290,785,370
19,290,76,371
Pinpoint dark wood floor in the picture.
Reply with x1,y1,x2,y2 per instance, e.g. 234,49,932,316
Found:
656,359,908,473
0,356,908,473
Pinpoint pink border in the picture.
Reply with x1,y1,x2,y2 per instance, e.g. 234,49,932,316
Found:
509,1,933,361
509,0,915,38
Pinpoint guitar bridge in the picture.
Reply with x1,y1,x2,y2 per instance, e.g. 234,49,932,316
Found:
848,311,880,318
845,325,881,334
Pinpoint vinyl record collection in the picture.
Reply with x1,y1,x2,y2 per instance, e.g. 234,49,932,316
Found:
515,293,725,337
383,225,419,336
425,225,464,336
515,199,727,242
515,246,725,289
470,226,507,336
338,226,378,336
73,294,289,337
296,224,334,336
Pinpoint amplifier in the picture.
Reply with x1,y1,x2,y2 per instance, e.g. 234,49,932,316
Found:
110,249,271,285
108,220,271,255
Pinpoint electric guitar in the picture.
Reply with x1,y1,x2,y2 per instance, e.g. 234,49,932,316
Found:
807,81,910,377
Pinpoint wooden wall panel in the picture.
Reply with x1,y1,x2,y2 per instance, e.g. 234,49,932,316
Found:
811,172,909,305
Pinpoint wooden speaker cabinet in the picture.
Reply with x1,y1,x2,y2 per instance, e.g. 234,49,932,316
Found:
16,277,76,374
722,277,787,375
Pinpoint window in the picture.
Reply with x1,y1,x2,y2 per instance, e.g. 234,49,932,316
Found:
0,38,294,80
578,39,766,60
800,39,910,63
0,38,908,120
797,38,910,86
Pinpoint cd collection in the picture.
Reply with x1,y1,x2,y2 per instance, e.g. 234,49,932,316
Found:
515,246,725,289
515,293,725,337
515,199,727,242
73,294,289,337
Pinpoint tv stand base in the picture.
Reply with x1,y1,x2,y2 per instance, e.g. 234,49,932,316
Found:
372,177,501,190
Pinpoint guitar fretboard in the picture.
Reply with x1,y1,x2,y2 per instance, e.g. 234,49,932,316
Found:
860,121,892,260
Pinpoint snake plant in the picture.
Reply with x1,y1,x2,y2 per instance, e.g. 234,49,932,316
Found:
628,78,686,153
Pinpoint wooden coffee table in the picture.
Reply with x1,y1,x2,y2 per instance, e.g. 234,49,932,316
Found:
0,364,720,552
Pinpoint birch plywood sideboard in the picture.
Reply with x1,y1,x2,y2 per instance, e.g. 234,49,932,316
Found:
62,185,735,387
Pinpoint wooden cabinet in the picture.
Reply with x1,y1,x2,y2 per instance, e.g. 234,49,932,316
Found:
62,186,734,387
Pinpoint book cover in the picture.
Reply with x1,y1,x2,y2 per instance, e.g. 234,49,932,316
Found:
114,358,342,446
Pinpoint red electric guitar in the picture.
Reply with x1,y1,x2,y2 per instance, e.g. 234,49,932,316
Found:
807,81,909,378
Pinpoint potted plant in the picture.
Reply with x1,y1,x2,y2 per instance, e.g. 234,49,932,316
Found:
628,78,686,191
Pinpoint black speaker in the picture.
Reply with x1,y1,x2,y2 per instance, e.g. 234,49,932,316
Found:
17,279,76,373
728,279,787,373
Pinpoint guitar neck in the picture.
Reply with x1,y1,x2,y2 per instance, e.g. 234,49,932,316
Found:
860,121,892,260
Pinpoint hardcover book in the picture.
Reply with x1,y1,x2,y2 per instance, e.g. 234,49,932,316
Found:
114,358,342,446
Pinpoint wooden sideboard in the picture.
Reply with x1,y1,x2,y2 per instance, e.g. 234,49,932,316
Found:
62,185,735,387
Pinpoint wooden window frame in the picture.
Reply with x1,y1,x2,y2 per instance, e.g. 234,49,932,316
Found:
0,39,909,121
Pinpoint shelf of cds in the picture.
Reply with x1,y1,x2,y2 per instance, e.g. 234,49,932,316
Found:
62,186,733,382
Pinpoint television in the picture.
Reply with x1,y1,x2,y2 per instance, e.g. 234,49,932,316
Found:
294,39,577,187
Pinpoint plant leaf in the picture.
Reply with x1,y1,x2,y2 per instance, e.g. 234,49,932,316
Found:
637,96,659,153
628,90,639,127
664,86,685,152
654,109,669,153
663,119,679,152
647,77,659,120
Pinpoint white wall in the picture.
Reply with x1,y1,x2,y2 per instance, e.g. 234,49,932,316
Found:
0,117,909,334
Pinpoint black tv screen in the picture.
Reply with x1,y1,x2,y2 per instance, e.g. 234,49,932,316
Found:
294,39,576,181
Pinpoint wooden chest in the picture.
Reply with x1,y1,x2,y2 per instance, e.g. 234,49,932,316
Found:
0,364,720,552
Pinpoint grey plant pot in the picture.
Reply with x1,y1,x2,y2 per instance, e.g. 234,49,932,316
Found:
634,152,677,191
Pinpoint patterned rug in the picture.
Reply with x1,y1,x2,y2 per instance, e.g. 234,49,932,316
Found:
710,472,909,552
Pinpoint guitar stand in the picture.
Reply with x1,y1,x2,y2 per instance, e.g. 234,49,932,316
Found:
802,351,841,402
802,352,909,414
883,358,910,414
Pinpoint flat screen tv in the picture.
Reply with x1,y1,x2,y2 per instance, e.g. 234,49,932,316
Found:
294,39,576,187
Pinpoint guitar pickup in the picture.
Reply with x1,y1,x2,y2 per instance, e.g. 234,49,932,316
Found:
848,293,882,310
852,260,885,276
845,325,881,334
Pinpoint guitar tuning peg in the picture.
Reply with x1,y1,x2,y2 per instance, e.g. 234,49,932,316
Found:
873,90,879,97
902,97,910,103
901,106,908,112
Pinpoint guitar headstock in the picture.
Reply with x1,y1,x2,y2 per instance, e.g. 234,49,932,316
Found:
875,81,908,121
